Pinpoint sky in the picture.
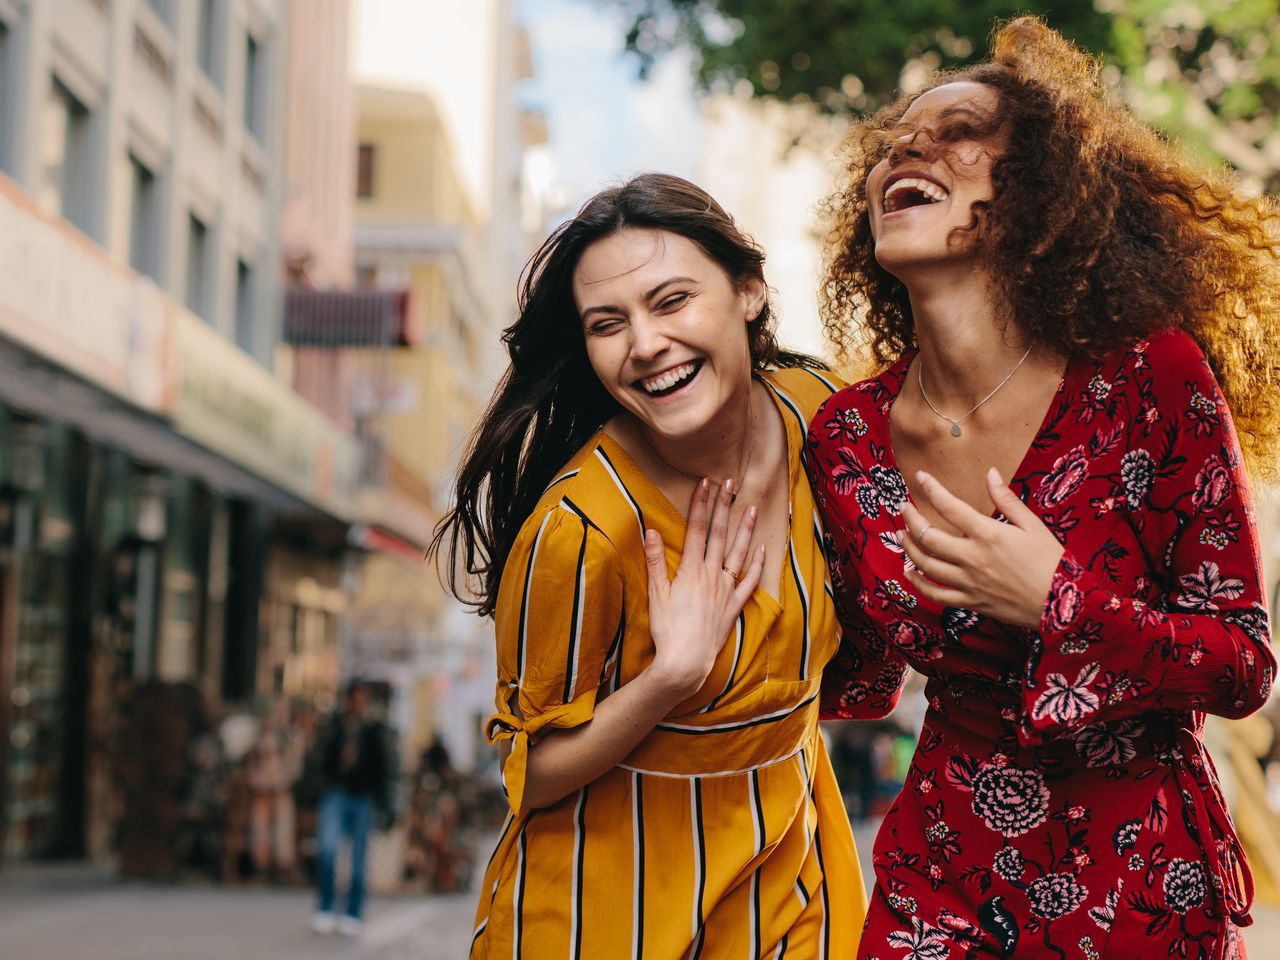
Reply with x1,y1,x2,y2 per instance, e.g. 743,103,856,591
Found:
518,0,702,214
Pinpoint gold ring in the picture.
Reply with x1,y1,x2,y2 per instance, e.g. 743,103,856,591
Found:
722,565,741,583
917,524,934,546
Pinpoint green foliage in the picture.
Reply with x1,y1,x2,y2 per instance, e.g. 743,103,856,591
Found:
601,0,1280,185
606,0,1115,112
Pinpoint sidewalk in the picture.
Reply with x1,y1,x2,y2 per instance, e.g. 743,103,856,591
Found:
2,849,1277,958
0,863,477,960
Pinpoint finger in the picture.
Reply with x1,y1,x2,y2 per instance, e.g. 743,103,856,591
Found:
706,479,734,563
914,471,996,540
901,532,968,587
904,566,972,608
644,528,669,600
733,544,767,606
985,467,1039,528
679,478,711,571
900,502,967,563
722,504,757,576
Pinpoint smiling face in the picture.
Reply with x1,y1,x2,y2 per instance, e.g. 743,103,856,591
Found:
573,227,765,443
866,81,1006,278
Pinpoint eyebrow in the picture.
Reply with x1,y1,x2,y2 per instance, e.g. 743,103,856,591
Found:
579,277,698,320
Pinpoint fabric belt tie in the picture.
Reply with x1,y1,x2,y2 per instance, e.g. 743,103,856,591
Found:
1172,727,1253,926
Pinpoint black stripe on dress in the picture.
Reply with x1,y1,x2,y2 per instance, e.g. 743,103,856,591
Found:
570,786,589,959
517,512,556,679
690,778,707,960
801,368,840,394
514,825,528,959
563,517,589,703
594,446,646,539
702,612,745,713
632,772,645,959
656,692,818,735
750,769,765,956
788,537,811,679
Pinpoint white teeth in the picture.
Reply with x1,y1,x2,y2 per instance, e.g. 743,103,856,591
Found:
884,177,950,210
641,361,698,394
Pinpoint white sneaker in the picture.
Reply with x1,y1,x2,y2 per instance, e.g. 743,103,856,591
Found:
310,911,337,935
337,915,364,938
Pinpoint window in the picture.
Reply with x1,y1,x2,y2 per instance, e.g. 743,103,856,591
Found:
356,144,375,198
185,214,209,319
128,153,159,280
243,33,264,141
197,0,220,86
234,258,254,352
40,78,93,234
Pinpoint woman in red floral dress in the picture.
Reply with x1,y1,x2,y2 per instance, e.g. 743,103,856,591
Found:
808,18,1280,960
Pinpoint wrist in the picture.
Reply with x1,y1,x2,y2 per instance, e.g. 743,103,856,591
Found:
642,655,707,704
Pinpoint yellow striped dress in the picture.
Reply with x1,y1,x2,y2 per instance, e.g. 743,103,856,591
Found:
472,368,866,959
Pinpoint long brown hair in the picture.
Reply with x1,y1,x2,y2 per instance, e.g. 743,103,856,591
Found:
434,173,813,616
822,17,1280,477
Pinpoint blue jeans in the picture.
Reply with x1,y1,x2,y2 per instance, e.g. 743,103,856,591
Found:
315,790,374,919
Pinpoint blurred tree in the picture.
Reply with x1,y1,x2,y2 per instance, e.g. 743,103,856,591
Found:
603,1,1115,112
1106,0,1280,194
603,0,1280,189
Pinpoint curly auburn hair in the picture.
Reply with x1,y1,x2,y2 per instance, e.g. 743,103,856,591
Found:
821,16,1280,477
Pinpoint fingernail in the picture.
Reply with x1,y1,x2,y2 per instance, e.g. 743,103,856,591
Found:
724,478,734,494
700,477,709,490
748,505,757,519
988,466,1001,483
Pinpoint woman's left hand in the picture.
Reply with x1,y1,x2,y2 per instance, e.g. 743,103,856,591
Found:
900,467,1065,630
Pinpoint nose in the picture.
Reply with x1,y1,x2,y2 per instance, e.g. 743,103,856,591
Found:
888,131,926,166
629,315,671,363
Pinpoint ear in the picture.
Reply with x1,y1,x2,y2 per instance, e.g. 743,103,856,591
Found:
741,275,767,324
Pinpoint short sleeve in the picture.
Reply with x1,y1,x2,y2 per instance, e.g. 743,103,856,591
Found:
486,504,624,812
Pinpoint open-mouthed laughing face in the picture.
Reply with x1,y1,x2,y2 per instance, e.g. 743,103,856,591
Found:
572,227,765,446
865,81,1008,279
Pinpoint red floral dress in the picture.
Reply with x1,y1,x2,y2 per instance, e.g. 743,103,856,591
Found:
806,330,1274,960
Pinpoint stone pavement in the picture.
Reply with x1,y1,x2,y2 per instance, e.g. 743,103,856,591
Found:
2,836,1278,959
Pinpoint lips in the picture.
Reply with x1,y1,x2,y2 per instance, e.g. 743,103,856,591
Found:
638,359,702,396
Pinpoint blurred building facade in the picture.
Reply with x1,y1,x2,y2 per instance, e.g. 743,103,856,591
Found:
0,0,369,866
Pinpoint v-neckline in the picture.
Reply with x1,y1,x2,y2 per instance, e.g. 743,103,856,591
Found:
595,373,797,613
880,349,1080,521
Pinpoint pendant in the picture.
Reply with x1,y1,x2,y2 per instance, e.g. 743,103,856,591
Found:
950,422,963,438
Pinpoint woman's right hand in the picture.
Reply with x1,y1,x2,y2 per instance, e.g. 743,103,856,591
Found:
642,478,766,700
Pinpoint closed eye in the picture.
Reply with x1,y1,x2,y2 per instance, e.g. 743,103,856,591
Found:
586,317,624,335
658,292,690,311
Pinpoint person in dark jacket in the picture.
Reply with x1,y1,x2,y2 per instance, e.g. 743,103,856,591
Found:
309,679,396,937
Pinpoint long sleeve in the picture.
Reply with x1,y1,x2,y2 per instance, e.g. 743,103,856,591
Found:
806,394,911,721
486,504,625,811
1021,332,1276,745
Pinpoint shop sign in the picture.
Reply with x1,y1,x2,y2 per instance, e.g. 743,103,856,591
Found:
169,311,359,517
0,176,169,411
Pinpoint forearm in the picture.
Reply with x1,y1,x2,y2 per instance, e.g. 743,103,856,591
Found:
518,665,689,809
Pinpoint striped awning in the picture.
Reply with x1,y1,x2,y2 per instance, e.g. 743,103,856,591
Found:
283,287,415,347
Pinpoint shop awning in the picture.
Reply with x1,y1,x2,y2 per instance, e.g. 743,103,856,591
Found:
283,288,416,347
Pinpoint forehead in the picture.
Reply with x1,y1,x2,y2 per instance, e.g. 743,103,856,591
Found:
900,81,998,123
573,228,718,299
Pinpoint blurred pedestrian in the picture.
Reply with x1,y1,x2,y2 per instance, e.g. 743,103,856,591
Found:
308,679,396,938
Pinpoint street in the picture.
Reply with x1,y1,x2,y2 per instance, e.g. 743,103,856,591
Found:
3,823,1278,959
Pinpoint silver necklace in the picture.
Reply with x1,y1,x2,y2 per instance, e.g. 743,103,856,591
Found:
638,400,757,485
917,345,1034,438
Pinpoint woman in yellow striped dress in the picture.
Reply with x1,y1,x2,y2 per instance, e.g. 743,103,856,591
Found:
436,173,865,958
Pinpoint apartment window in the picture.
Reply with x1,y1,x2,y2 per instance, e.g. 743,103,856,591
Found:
235,258,255,352
356,144,375,198
197,0,219,86
185,214,209,319
40,78,93,234
128,154,159,280
243,33,264,141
